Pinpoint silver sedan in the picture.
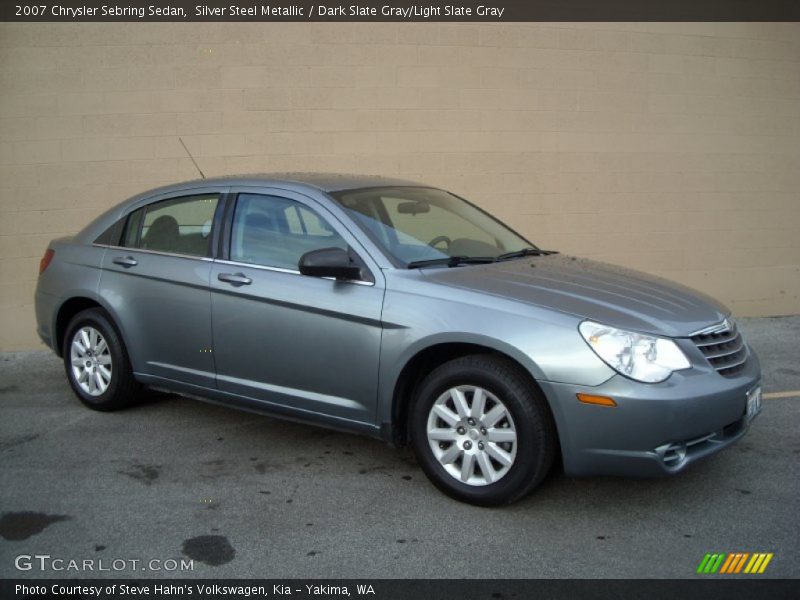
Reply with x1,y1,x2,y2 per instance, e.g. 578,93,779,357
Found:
34,174,762,505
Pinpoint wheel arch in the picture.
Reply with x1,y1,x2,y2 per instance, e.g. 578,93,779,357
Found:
386,336,561,454
53,295,131,365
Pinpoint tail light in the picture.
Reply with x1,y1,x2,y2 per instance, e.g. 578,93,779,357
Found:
39,249,55,274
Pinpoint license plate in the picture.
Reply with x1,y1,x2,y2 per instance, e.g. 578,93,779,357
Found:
746,386,762,421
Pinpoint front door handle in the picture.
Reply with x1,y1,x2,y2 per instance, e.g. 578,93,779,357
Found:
218,272,252,286
112,256,138,268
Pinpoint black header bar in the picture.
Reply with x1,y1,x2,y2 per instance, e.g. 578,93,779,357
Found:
2,0,800,22
2,579,799,600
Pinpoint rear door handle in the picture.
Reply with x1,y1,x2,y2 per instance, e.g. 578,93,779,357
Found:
218,272,252,286
112,256,138,268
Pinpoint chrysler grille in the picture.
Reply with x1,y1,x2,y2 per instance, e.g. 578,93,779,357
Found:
691,321,747,376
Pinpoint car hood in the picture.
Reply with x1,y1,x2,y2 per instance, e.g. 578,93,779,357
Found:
420,255,729,337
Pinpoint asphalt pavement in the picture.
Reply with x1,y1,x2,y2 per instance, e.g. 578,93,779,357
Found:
0,316,798,579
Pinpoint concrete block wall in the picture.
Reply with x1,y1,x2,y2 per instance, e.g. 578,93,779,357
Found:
0,23,798,350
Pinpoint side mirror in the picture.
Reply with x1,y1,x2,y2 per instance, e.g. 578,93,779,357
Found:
298,247,363,281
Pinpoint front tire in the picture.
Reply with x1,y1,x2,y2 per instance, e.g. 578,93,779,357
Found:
410,354,556,506
63,308,140,411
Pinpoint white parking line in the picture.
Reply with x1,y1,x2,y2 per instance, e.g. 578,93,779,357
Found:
763,390,800,399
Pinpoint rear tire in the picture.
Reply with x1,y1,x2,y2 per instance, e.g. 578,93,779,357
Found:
63,308,140,411
410,354,556,506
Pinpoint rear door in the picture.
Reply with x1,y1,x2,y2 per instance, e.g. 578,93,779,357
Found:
99,189,226,387
210,187,385,424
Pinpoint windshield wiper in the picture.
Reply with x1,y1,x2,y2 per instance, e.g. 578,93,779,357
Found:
407,248,558,268
496,247,558,261
407,256,496,269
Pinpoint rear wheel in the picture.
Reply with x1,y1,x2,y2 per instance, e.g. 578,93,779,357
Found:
410,354,555,506
63,308,140,411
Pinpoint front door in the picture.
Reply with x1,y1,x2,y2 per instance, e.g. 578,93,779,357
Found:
210,189,384,424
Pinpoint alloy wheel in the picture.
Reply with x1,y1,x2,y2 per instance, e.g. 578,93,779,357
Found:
426,385,518,486
70,326,112,396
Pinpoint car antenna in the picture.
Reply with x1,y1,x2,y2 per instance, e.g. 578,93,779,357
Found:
178,137,205,179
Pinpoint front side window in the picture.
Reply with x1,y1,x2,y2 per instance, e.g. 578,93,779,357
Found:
124,194,219,257
230,194,348,270
332,187,532,266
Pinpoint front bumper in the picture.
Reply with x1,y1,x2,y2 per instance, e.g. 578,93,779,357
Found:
539,349,761,477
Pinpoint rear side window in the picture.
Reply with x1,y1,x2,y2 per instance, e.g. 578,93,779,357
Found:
123,194,219,257
122,209,143,248
230,194,347,270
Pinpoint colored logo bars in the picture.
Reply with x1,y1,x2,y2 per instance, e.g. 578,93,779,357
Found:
697,552,773,574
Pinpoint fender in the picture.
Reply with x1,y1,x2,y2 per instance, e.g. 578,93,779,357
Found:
52,288,140,373
377,331,554,440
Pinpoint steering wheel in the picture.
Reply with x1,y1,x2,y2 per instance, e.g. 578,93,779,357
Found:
428,235,452,249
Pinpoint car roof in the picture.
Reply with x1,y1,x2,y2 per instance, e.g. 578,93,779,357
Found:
139,173,426,196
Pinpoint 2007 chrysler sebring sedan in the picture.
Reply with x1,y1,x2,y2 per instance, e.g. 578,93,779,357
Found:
35,174,762,505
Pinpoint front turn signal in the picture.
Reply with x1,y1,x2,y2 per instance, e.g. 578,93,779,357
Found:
577,393,617,407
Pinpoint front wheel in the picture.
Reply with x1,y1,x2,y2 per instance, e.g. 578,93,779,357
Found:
63,308,140,411
410,354,556,506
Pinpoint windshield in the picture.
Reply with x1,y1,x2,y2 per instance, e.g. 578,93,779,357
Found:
331,187,534,266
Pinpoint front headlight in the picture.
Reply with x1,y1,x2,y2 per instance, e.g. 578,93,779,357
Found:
578,320,690,383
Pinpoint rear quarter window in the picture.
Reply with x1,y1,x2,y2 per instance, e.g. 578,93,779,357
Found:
93,220,123,246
